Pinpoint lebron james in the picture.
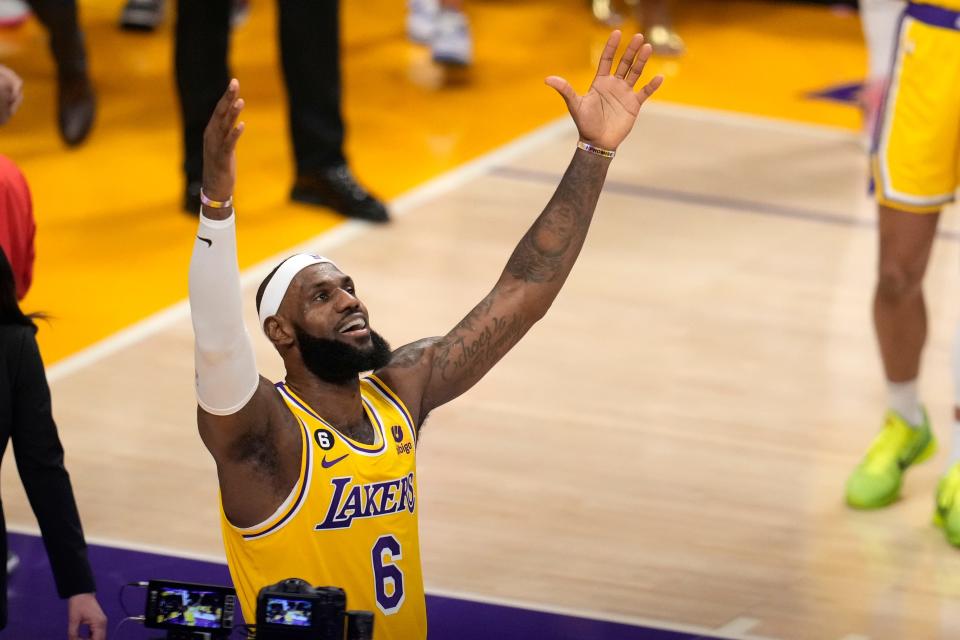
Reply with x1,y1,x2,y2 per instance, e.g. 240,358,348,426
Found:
187,30,662,639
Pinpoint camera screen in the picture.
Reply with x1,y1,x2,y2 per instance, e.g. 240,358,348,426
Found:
265,597,313,627
152,587,225,629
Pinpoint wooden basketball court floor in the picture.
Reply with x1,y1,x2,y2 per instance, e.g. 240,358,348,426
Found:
11,104,960,640
5,1,960,639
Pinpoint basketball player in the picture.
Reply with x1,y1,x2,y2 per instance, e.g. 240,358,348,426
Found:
845,0,960,548
188,30,662,637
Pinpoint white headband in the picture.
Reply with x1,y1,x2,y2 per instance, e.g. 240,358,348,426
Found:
257,253,338,331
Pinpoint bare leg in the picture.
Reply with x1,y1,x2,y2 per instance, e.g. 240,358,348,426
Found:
874,205,940,382
846,204,940,509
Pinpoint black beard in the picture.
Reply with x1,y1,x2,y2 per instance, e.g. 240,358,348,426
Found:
294,324,392,385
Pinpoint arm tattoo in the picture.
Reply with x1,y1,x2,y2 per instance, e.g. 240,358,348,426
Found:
433,291,527,382
505,153,608,283
422,152,609,409
388,338,442,369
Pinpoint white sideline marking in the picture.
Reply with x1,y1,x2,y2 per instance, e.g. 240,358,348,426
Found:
46,116,575,384
644,100,858,141
718,617,762,634
47,101,857,385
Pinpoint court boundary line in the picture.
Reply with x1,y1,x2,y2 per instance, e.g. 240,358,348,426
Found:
46,102,857,384
46,116,575,383
644,101,857,142
6,524,771,640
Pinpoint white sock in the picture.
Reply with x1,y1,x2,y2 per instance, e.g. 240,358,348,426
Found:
860,0,905,80
888,379,923,427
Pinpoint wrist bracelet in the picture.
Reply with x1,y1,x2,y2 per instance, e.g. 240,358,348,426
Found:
577,140,616,159
200,189,233,209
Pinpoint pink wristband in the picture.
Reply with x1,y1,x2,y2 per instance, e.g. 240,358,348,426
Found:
200,189,233,209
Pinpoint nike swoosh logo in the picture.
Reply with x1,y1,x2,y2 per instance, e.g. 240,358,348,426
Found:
320,453,349,469
197,236,213,247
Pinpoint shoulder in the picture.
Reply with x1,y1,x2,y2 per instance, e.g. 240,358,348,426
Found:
381,337,444,372
373,337,444,425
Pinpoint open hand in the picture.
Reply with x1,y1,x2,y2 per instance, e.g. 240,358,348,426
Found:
202,78,245,205
67,593,107,640
546,31,663,151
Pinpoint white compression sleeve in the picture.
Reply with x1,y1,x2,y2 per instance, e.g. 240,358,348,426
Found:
188,213,259,416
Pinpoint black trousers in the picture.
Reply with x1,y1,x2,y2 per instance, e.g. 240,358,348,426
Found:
25,0,87,77
175,0,346,184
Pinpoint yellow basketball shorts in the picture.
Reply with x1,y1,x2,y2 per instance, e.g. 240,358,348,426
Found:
872,5,960,214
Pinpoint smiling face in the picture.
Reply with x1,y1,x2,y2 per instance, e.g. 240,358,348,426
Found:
258,262,392,384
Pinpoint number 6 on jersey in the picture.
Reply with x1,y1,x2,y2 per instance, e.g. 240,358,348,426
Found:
372,535,405,614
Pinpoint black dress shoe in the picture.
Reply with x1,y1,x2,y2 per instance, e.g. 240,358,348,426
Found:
184,181,201,215
291,165,389,223
58,72,95,147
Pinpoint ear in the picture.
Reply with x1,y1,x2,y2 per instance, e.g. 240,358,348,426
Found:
265,315,296,349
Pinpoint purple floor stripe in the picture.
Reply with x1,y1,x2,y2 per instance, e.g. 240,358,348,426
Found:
3,532,713,639
489,166,960,244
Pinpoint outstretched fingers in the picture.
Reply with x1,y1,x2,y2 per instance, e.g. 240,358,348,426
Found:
226,120,245,152
221,96,245,136
213,78,239,122
614,33,645,79
637,74,664,105
595,30,622,78
545,75,579,110
624,42,653,88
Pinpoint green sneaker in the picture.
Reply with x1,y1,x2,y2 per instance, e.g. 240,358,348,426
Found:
934,462,960,547
846,409,936,509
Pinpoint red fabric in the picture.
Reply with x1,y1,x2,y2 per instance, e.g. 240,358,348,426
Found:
0,155,34,301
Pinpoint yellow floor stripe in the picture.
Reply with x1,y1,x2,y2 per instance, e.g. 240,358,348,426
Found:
0,0,865,363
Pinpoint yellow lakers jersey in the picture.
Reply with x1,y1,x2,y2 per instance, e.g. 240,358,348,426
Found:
220,375,426,640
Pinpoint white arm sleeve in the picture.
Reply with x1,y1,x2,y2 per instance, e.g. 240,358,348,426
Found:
188,212,259,416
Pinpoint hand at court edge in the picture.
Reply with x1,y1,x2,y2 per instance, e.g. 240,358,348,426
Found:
546,31,663,152
202,78,245,206
0,64,23,126
67,593,107,640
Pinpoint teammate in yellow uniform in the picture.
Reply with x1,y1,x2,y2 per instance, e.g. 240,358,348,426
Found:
188,30,662,638
848,0,960,547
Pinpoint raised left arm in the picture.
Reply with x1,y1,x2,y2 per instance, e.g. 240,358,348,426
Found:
378,31,663,423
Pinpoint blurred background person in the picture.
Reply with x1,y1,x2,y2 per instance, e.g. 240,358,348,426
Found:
176,0,387,222
0,64,32,304
118,0,249,33
845,0,960,551
407,0,472,66
0,151,33,304
0,0,94,145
